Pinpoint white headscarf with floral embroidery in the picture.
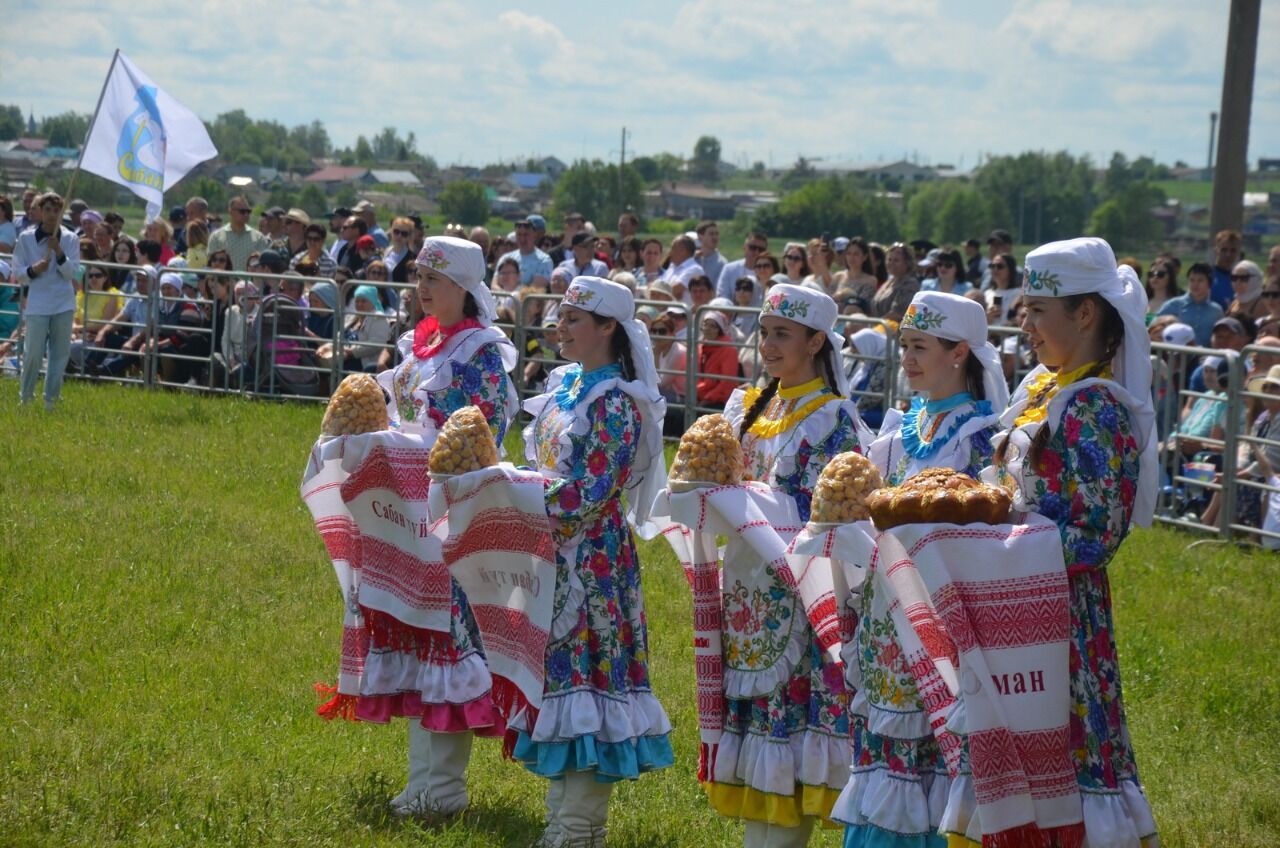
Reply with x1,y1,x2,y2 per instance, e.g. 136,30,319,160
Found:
760,283,850,396
417,236,498,326
1022,236,1156,524
559,275,667,533
901,290,1009,410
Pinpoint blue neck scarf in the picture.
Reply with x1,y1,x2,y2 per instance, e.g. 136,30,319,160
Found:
553,362,622,411
899,392,992,460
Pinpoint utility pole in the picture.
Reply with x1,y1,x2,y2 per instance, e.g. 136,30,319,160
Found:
1209,0,1260,237
1207,112,1218,173
619,126,626,206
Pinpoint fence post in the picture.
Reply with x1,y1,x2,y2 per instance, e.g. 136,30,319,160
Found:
1218,350,1244,540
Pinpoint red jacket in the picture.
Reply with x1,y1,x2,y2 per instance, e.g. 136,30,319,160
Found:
696,342,741,405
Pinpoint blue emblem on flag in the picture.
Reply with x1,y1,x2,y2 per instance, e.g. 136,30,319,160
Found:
116,84,166,190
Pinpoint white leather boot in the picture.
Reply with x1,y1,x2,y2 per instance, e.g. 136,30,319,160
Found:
389,721,432,813
557,770,613,847
763,816,814,848
424,730,473,816
530,778,567,847
743,820,771,848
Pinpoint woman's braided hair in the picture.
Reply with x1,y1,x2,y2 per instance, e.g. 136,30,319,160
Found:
739,332,838,437
995,293,1124,468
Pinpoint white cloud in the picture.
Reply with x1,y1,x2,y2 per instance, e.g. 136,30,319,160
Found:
1,0,1276,169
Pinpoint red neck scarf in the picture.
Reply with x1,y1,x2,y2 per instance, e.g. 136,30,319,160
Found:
412,316,483,359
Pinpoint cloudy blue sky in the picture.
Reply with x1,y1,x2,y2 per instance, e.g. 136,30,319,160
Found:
4,0,1277,171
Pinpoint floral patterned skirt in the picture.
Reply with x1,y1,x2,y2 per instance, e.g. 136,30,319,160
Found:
512,509,673,782
353,578,505,736
706,637,851,827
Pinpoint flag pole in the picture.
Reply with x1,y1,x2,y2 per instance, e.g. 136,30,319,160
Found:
63,48,120,205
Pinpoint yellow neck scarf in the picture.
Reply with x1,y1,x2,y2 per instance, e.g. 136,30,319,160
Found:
742,377,838,438
1013,360,1112,428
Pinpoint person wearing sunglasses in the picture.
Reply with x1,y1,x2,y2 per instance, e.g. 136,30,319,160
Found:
383,216,416,283
1227,260,1268,323
714,230,770,301
208,195,271,271
982,251,1020,325
920,247,974,297
69,265,123,371
289,223,337,278
1142,258,1181,314
780,242,810,285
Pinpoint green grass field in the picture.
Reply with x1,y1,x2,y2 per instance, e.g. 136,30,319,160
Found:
1,382,1277,847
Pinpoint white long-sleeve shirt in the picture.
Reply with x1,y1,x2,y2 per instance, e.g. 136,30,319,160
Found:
14,223,79,315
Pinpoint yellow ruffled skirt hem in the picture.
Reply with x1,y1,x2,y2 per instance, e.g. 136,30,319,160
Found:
703,781,843,829
946,832,1159,847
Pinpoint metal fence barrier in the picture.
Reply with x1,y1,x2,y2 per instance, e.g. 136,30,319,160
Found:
3,252,1277,551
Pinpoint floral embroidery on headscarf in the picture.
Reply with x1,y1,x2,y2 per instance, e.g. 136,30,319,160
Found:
420,246,450,270
901,303,945,332
761,292,809,319
1023,267,1061,296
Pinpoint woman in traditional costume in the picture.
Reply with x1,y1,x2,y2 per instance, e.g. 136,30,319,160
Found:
515,276,673,848
984,237,1158,846
835,291,1008,848
712,283,871,848
363,236,519,816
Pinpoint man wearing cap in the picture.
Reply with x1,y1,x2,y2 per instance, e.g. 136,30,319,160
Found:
335,217,369,273
549,212,585,266
208,196,271,272
1157,261,1224,346
275,208,310,260
67,199,88,231
555,232,609,280
963,237,984,284
980,229,1015,289
170,206,189,253
354,200,388,249
497,216,552,290
325,207,353,260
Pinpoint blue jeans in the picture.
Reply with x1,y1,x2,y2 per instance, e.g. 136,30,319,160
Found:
20,310,75,403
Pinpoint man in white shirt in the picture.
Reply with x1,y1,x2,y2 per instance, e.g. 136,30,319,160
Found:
325,206,352,259
555,233,609,280
715,231,769,302
662,235,701,303
14,192,79,408
695,220,725,288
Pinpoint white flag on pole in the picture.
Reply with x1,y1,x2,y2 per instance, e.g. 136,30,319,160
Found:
79,51,218,221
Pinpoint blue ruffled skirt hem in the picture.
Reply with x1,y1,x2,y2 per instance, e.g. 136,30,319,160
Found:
512,731,675,783
844,824,946,848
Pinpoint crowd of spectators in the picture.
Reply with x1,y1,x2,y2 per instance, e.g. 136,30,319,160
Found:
3,188,1280,538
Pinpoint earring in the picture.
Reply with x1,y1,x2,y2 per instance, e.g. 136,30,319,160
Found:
953,363,960,369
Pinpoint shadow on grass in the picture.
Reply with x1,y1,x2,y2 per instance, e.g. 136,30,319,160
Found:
345,770,545,844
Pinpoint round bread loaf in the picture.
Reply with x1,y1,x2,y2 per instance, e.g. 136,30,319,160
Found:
670,414,745,488
428,406,500,474
810,451,883,524
321,373,390,437
866,467,1011,529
